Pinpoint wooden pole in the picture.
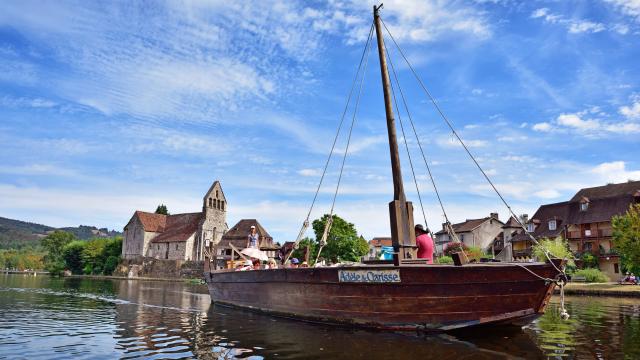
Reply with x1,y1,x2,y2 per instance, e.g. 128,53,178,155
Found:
373,5,416,265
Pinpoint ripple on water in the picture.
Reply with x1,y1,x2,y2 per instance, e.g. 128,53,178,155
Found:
3,274,640,359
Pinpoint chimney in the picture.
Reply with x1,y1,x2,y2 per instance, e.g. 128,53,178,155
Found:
490,212,499,220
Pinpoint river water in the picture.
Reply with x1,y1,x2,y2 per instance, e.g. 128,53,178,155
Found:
0,274,638,359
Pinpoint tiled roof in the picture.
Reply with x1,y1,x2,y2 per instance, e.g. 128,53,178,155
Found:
566,195,634,225
529,201,569,239
219,219,275,248
434,217,502,235
135,211,167,232
502,216,521,228
369,237,392,247
570,180,640,202
150,212,203,243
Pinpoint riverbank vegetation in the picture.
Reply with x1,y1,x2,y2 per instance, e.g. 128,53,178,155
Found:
40,230,122,276
290,214,368,264
0,248,45,270
612,204,640,275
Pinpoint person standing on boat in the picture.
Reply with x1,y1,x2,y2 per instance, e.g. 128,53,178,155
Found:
246,225,259,249
415,224,434,264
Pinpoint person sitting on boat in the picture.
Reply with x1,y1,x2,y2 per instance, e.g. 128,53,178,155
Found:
252,259,262,270
247,225,260,249
415,224,434,264
300,261,309,268
236,259,253,271
290,258,300,268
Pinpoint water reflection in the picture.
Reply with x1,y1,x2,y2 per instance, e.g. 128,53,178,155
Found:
1,273,639,359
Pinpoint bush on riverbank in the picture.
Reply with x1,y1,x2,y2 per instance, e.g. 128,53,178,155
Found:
572,268,610,283
41,230,122,276
435,256,453,264
533,237,575,266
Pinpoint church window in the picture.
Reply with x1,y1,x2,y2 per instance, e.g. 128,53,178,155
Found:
217,200,221,209
216,190,219,198
175,244,178,250
221,201,225,211
208,198,212,207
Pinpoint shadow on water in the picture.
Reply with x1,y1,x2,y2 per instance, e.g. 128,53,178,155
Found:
2,274,640,359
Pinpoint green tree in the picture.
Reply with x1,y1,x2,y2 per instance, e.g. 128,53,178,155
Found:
63,241,86,274
312,214,368,263
291,237,317,263
82,239,107,274
155,204,169,215
612,204,640,274
533,237,575,266
41,230,76,275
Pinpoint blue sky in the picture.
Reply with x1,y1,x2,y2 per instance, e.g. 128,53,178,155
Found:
1,0,639,242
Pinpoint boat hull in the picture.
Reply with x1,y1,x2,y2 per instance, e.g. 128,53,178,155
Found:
204,263,560,332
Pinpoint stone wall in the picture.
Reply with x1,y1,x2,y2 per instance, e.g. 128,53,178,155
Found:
115,258,205,279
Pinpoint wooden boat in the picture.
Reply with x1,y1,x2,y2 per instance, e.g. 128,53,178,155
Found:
204,5,563,332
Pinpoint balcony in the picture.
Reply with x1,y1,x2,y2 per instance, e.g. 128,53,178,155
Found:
567,228,613,239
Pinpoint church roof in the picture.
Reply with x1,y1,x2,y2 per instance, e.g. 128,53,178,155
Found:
132,211,203,243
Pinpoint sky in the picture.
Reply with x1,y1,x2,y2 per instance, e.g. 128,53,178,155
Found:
1,0,639,242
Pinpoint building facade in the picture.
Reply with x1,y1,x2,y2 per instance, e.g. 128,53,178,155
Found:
517,181,640,279
434,213,504,255
121,181,228,261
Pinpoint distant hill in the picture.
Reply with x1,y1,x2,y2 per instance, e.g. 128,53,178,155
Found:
0,216,122,249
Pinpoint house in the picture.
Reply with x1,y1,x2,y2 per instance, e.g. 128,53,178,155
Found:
121,181,228,261
367,237,392,259
520,181,640,279
494,215,526,261
434,213,504,254
214,219,279,268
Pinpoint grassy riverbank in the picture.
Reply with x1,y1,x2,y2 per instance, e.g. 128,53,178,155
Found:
557,282,640,297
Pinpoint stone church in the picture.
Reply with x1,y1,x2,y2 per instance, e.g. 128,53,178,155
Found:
122,181,228,261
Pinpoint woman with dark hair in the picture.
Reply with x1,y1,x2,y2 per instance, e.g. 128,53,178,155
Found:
415,224,434,264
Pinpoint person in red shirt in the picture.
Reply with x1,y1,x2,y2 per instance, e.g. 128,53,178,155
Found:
415,224,434,264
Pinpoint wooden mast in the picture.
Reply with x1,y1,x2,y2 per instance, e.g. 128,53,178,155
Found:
373,4,416,265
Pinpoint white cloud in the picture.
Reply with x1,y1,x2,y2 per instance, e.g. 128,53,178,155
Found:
534,189,561,199
324,0,492,44
436,136,488,148
620,97,640,119
606,0,640,23
556,113,600,130
532,122,553,132
531,8,608,34
568,21,606,34
298,168,321,177
533,106,640,136
591,161,640,183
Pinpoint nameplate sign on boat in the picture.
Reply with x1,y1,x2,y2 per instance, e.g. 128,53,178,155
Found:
338,269,401,283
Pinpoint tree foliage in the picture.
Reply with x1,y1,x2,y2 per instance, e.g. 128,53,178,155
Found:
533,237,574,266
612,204,640,274
42,232,122,276
0,248,44,270
311,214,368,263
155,204,169,215
41,230,76,275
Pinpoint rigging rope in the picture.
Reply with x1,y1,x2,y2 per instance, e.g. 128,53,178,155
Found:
314,21,375,266
285,22,375,264
380,16,567,317
383,38,459,242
